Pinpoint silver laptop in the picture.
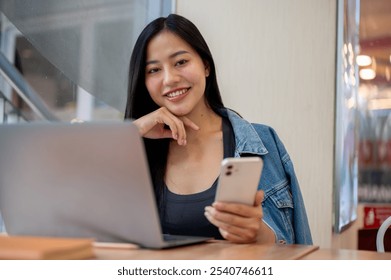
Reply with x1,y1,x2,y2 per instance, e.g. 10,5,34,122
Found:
0,121,210,249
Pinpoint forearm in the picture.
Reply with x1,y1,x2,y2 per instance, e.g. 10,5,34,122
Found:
256,220,277,244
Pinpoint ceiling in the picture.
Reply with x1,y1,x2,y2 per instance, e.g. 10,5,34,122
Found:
359,0,391,85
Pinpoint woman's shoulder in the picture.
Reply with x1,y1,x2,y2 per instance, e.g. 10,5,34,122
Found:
224,109,278,139
249,122,270,132
223,108,288,157
250,122,291,164
250,123,284,147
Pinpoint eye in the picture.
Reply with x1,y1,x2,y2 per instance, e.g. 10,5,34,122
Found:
146,67,160,74
175,59,188,66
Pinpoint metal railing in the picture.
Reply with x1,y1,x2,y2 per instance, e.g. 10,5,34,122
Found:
0,52,58,122
0,90,27,123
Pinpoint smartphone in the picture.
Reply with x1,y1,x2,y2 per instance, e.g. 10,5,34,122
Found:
214,157,263,205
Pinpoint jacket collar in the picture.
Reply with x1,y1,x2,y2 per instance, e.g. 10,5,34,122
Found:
219,108,268,157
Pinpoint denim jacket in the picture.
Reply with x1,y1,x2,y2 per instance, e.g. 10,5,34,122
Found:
222,108,313,245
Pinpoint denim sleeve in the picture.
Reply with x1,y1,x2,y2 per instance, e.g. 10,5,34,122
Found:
261,180,295,244
270,128,313,245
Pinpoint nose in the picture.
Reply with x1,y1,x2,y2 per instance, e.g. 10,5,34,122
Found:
163,67,180,86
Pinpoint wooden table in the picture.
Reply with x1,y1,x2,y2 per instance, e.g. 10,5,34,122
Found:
93,240,391,260
94,240,319,260
300,248,391,260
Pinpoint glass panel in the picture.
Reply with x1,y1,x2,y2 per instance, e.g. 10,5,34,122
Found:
0,0,172,115
357,0,391,204
334,0,360,233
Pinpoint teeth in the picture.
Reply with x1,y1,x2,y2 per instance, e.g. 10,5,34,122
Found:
166,88,188,98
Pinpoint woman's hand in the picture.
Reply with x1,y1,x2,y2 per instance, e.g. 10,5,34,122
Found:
204,190,275,244
132,107,199,145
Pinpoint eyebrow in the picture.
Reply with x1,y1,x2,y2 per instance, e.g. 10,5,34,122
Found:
146,50,190,65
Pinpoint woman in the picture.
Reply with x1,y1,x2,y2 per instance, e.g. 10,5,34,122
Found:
125,14,312,245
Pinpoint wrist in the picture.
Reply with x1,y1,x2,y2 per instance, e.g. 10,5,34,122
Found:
256,220,277,244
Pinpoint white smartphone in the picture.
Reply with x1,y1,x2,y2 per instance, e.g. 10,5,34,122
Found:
214,157,263,205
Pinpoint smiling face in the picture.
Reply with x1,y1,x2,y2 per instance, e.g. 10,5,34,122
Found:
145,30,210,117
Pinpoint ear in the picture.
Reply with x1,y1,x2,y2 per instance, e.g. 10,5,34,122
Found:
204,61,210,77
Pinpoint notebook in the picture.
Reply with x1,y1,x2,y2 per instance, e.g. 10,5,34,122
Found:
0,121,211,249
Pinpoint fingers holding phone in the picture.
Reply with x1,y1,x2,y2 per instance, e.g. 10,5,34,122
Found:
205,190,265,243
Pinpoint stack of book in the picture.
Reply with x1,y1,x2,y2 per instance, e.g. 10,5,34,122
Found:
0,235,95,260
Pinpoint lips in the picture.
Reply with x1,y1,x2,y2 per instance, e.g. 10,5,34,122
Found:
164,87,190,99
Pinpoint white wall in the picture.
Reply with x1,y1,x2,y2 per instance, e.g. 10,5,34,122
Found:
176,0,337,248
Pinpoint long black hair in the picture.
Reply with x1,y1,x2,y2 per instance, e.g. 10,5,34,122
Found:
124,14,224,209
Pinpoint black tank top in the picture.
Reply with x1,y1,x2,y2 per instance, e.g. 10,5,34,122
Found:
161,117,235,239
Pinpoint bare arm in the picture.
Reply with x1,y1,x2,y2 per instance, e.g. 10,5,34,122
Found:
132,107,199,146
